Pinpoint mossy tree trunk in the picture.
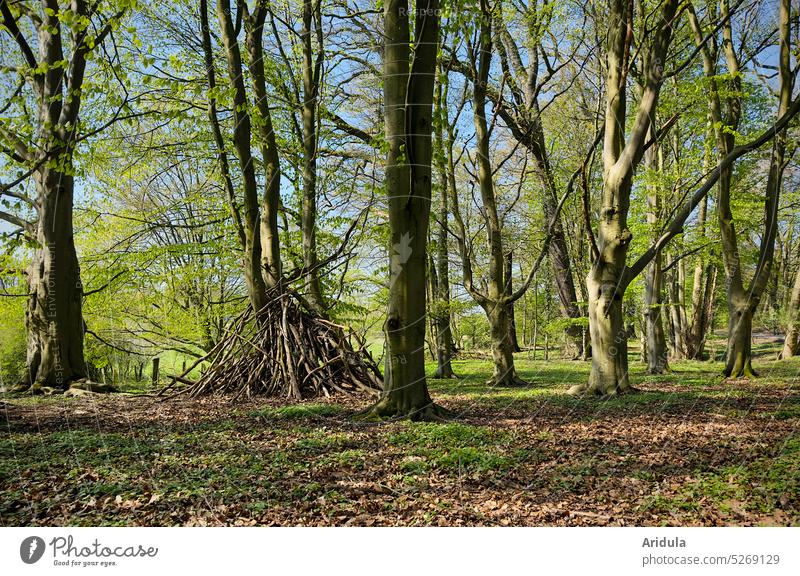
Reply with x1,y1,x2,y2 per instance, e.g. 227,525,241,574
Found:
363,0,445,419
569,0,679,395
0,3,127,390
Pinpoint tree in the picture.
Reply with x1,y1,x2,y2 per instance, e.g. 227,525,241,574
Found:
1,0,131,391
568,0,800,395
200,0,278,317
452,0,527,386
688,0,796,377
267,0,327,314
643,122,670,374
570,0,681,395
430,64,457,379
446,0,590,358
362,0,447,418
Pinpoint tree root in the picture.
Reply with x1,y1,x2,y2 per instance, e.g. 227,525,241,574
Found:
357,397,454,422
486,375,528,387
9,379,118,396
567,383,640,398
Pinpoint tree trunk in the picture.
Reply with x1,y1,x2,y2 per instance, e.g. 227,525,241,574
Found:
723,299,756,377
431,67,456,379
643,123,669,373
202,0,269,315
504,251,522,353
668,260,688,359
300,0,326,314
486,302,523,386
570,0,679,395
364,0,444,419
690,0,793,377
22,169,87,390
492,15,585,358
645,254,669,373
573,265,632,396
686,193,710,359
780,260,800,358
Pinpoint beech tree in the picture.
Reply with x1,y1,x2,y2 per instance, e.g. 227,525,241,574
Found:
0,0,132,391
689,0,797,377
430,63,457,379
569,0,800,395
362,0,447,418
446,0,590,358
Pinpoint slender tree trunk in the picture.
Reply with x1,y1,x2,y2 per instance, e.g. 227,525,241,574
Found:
432,67,456,379
204,0,269,314
492,16,585,358
504,251,522,353
780,261,800,358
300,0,326,313
687,193,710,358
645,255,669,373
644,125,669,373
242,5,282,291
690,0,792,377
469,6,524,386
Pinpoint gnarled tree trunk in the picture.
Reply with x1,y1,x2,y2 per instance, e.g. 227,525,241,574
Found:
23,167,88,389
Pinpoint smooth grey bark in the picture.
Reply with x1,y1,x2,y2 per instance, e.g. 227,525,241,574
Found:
24,167,88,389
643,125,669,374
363,0,445,419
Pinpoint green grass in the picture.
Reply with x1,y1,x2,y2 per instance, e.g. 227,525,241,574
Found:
2,351,798,526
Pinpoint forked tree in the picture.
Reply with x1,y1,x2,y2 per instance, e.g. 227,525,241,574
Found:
569,0,800,395
688,0,796,377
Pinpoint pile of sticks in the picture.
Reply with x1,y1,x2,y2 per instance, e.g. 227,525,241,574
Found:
166,291,383,400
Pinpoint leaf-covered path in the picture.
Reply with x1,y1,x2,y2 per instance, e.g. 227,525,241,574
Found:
2,358,798,526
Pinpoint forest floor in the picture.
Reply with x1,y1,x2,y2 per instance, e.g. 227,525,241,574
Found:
2,345,799,526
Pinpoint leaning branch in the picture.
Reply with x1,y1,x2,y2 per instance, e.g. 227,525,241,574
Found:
505,127,604,304
623,93,800,288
